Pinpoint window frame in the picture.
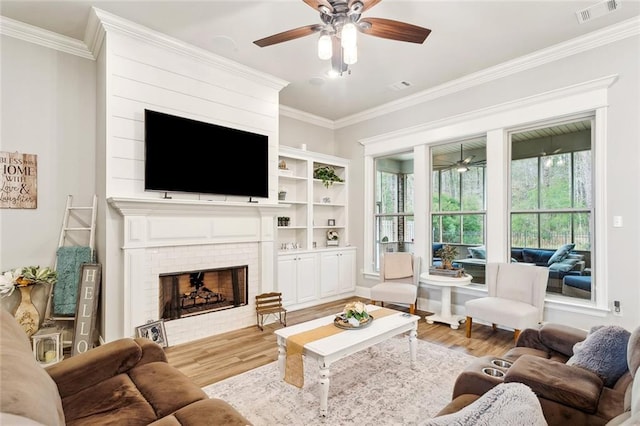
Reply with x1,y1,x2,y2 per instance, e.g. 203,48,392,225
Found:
362,76,614,314
373,157,415,271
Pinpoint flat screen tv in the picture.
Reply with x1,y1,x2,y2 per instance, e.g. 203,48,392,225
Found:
144,109,268,198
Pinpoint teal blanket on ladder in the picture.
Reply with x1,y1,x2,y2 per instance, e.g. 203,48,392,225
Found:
53,246,93,316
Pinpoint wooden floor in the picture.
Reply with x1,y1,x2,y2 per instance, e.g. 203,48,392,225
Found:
165,297,515,388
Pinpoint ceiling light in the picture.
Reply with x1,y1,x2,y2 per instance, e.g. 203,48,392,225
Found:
341,23,357,48
317,34,332,60
456,164,469,173
326,69,341,79
343,45,358,65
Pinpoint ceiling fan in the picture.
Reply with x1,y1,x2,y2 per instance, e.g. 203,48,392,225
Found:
253,0,431,76
434,145,485,173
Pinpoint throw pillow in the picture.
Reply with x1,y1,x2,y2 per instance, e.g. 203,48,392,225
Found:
548,258,579,273
468,246,486,259
567,325,631,387
548,243,575,265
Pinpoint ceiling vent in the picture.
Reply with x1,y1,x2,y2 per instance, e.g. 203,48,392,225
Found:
576,0,621,23
389,81,412,91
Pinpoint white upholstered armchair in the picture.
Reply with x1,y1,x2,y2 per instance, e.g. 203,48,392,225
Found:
370,252,421,314
465,262,548,342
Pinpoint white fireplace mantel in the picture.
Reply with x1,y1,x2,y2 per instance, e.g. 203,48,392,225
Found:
107,196,286,217
107,196,282,344
107,196,284,250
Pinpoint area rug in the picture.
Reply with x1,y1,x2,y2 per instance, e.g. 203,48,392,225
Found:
203,336,475,425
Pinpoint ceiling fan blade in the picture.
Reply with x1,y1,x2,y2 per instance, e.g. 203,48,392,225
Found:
359,17,431,44
462,155,475,164
350,0,383,13
253,24,323,47
303,0,334,13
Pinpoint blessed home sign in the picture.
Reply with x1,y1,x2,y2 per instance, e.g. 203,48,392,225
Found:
0,151,37,209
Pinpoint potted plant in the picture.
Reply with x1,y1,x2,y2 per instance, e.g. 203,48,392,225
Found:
436,245,458,270
313,166,344,188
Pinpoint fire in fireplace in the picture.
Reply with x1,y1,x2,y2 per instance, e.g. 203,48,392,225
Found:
159,265,248,320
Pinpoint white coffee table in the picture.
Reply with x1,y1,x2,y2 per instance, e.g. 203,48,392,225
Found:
274,305,419,417
420,273,472,329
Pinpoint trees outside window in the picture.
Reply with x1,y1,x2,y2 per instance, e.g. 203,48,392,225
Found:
431,140,486,283
510,119,593,299
374,155,414,271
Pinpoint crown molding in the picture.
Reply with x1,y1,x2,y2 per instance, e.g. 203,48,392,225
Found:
334,15,640,129
3,10,637,127
87,8,288,91
0,16,94,60
359,74,618,149
279,105,335,129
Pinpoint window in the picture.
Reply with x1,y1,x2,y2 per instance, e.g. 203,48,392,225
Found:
374,153,414,271
510,118,593,300
431,139,486,283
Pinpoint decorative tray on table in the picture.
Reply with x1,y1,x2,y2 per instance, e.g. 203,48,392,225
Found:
333,314,374,330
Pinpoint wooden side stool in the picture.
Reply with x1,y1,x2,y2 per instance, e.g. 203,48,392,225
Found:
255,292,287,331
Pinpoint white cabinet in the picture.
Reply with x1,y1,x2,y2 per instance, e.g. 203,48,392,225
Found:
319,248,356,297
277,147,355,309
277,252,317,306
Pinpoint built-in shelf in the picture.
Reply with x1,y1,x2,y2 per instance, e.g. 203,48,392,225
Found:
277,146,349,251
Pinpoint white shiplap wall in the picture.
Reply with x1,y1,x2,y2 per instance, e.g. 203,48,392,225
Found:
104,30,285,199
88,8,288,341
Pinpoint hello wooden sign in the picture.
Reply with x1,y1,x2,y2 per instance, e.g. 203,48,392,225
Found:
0,151,37,209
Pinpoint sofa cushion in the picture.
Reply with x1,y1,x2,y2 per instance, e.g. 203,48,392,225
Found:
468,246,486,259
522,249,554,266
47,338,145,398
62,373,157,426
505,355,604,413
129,362,207,418
149,399,252,426
0,308,65,426
548,258,579,272
563,275,591,291
567,325,631,387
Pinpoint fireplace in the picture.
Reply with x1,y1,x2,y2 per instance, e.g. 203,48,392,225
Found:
108,197,281,346
160,265,248,320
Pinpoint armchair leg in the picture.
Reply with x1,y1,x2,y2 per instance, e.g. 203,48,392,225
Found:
465,317,472,338
492,324,497,332
409,304,415,315
514,329,521,343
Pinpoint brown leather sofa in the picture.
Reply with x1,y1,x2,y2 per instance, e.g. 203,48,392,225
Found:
436,323,640,425
0,308,251,425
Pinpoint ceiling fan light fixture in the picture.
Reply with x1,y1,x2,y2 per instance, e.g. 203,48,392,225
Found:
326,68,342,78
343,44,358,64
317,33,332,60
456,164,469,173
341,22,358,48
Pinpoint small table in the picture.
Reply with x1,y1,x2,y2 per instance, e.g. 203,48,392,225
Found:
274,305,419,417
420,273,472,329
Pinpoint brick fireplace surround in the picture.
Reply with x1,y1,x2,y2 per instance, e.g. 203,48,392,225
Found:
108,197,282,346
